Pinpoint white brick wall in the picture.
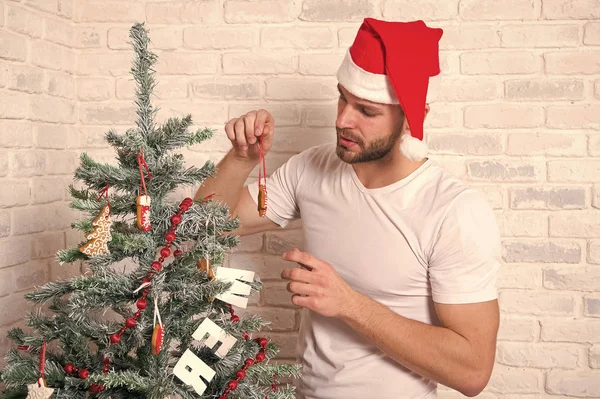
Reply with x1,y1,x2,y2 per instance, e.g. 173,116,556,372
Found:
1,1,599,397
0,0,84,374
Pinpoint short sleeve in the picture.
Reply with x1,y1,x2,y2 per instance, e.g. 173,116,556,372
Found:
247,148,315,228
428,189,502,304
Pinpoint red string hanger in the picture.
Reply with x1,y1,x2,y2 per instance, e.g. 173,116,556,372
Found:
137,148,152,197
257,135,267,218
39,342,46,386
97,179,110,204
20,341,55,396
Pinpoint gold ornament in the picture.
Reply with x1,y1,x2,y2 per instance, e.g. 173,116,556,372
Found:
80,205,112,256
198,258,215,302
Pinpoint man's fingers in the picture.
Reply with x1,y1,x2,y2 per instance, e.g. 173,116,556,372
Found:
224,118,236,142
287,282,320,297
281,267,314,283
234,118,247,149
282,249,319,270
244,112,257,145
291,294,313,309
254,109,273,138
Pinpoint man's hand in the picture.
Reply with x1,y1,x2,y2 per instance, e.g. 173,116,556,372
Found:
281,248,362,318
225,109,274,162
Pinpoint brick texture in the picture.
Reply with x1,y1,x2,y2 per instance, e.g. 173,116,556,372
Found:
2,1,599,397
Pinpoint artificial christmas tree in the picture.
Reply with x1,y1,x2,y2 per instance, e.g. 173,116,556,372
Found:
0,23,300,399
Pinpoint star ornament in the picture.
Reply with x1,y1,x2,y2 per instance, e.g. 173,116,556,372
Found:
26,378,54,399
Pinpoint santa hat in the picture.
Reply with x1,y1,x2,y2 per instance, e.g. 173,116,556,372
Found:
336,18,443,161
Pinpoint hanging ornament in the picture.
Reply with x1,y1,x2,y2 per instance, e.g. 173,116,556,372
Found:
136,148,152,232
198,217,216,281
136,194,151,231
26,380,54,399
198,257,215,281
257,135,267,217
80,183,112,257
25,342,54,399
199,218,217,302
151,296,164,355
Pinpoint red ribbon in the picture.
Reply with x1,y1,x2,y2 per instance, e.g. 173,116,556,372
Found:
138,148,151,197
18,342,47,386
39,342,46,384
257,135,267,188
97,180,109,202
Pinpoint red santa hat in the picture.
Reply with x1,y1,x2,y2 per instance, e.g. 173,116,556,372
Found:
336,18,443,161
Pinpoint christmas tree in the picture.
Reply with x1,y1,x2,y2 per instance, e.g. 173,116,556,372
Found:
0,23,300,399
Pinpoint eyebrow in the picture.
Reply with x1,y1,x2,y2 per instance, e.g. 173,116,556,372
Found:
337,85,382,113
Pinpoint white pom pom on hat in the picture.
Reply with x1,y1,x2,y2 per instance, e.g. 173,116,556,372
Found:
399,133,429,162
335,18,443,161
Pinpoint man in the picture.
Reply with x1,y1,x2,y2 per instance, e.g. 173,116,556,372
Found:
195,18,501,399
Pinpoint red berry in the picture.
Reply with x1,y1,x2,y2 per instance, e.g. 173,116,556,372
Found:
256,352,266,362
102,357,111,365
244,358,254,367
110,333,121,344
126,318,137,328
174,249,183,256
179,203,190,211
171,215,182,225
258,338,268,348
151,261,162,271
79,369,89,379
228,380,238,390
243,332,249,340
90,384,104,392
231,315,239,322
236,370,246,379
142,278,151,285
160,248,171,258
64,364,74,374
166,232,176,242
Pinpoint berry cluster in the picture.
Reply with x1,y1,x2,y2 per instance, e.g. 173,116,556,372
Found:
219,305,276,399
63,198,193,392
110,197,191,345
63,356,110,392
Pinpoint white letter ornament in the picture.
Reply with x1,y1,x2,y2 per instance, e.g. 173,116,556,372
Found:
192,317,237,359
214,268,255,309
172,349,216,396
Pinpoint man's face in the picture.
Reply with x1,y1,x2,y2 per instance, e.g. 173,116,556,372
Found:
334,84,405,164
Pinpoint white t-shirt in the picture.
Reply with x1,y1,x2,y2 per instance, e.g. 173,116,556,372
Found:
247,143,501,399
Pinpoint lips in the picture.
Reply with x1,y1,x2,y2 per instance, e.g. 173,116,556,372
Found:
339,136,358,147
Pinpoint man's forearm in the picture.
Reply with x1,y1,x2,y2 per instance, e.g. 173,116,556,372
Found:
194,149,256,213
341,293,488,396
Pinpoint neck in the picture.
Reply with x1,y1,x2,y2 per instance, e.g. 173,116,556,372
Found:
351,151,427,189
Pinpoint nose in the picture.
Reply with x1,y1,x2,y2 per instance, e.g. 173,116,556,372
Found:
336,102,356,130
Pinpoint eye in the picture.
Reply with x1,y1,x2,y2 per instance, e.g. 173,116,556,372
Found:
360,108,376,117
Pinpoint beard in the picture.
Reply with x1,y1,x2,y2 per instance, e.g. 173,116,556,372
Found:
335,124,403,164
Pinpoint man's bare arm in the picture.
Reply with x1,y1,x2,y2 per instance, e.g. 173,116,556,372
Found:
280,249,499,397
341,297,499,397
194,109,279,236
